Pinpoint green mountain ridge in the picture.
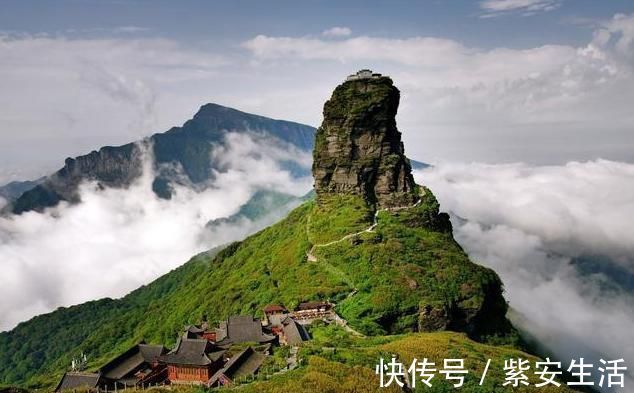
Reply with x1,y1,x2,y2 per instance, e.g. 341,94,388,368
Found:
205,189,312,228
0,179,44,203
0,188,515,389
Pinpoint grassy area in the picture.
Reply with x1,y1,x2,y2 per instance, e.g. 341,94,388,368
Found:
308,194,374,244
215,325,579,393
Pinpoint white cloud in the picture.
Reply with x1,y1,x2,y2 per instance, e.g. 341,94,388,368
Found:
2,24,632,205
242,14,634,164
243,35,471,66
322,26,352,37
414,160,634,389
600,13,634,57
210,131,313,193
417,160,634,264
479,0,561,17
3,13,634,180
0,133,312,331
112,26,151,34
0,34,226,180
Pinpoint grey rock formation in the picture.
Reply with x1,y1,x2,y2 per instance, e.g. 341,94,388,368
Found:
312,74,418,208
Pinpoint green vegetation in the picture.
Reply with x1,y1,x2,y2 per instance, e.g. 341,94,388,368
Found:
91,325,574,393
0,73,533,393
310,190,512,339
208,190,303,227
0,250,215,388
309,194,374,244
223,325,577,393
0,188,515,390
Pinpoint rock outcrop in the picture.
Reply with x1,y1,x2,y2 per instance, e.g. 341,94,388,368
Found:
313,74,418,208
311,71,513,339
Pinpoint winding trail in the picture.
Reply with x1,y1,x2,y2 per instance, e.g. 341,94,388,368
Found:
301,198,424,339
306,198,422,263
306,207,381,263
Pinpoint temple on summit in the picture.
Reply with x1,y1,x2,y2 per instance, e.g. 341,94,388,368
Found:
345,69,383,81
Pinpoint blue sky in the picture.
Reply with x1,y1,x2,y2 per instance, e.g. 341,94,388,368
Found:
1,0,634,181
2,0,631,47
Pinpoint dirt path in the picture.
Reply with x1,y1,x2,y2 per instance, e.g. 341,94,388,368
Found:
303,199,422,338
306,199,421,262
306,208,381,262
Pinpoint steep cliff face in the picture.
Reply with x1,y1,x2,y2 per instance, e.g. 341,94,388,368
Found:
11,144,143,213
313,76,417,208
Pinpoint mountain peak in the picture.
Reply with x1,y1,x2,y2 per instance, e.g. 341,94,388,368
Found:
6,103,316,214
194,102,242,117
312,72,418,208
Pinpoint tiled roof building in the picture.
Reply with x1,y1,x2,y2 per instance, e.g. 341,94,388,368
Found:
54,372,100,392
99,343,167,389
161,338,226,385
216,316,277,345
209,347,266,387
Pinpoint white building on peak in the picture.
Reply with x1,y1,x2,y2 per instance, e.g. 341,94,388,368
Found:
346,69,383,81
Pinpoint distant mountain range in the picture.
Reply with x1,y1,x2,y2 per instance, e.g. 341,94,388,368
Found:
2,104,315,214
0,179,43,203
0,103,428,216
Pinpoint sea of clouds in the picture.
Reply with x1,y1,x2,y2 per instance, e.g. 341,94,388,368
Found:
0,132,312,331
415,160,634,390
0,141,632,388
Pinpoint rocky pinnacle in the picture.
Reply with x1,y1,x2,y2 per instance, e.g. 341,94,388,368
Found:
312,73,418,208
